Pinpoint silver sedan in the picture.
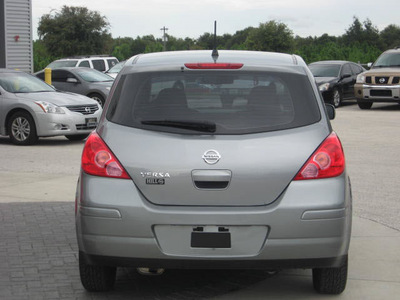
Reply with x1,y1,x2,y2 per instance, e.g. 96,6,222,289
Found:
0,69,102,145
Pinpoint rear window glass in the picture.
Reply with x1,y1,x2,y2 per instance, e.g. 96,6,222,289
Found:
107,71,320,135
92,59,106,71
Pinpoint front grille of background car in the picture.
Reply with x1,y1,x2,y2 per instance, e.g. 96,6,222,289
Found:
375,77,390,85
366,76,372,84
66,105,99,115
370,90,392,97
393,77,400,84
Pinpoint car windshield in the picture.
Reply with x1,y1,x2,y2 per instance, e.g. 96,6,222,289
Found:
373,53,400,68
107,71,321,135
107,61,126,73
308,64,341,77
0,73,55,93
75,69,114,82
48,60,78,68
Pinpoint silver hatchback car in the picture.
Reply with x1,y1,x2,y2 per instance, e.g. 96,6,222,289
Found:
76,50,352,294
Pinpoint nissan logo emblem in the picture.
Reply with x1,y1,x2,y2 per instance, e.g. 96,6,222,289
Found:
85,107,91,113
202,150,221,165
379,78,386,84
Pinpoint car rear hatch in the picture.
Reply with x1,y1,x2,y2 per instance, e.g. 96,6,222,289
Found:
100,122,328,206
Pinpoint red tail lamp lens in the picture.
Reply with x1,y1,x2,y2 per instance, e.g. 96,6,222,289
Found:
82,133,130,179
294,132,345,180
184,63,243,69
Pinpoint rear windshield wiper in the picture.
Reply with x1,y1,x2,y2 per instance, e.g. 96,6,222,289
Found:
141,120,216,133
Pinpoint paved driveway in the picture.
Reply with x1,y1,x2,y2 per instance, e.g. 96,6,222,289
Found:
1,102,399,299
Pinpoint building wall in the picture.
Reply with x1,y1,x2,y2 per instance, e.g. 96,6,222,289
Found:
0,0,33,73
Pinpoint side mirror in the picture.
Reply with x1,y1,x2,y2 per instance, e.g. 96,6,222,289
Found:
367,62,373,68
66,78,79,83
341,73,351,79
325,103,335,120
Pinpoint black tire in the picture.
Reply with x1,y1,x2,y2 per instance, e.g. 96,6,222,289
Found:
79,252,117,292
8,111,38,145
65,134,89,141
88,93,105,107
330,88,342,108
312,256,348,294
357,101,373,110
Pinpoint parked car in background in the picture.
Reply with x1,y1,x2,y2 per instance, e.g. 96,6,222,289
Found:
354,47,400,109
35,67,114,107
47,56,119,72
76,50,352,295
105,60,126,78
309,61,365,107
0,69,102,145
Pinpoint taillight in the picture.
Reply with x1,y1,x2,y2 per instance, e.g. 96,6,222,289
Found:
294,132,345,180
81,132,130,179
184,63,243,69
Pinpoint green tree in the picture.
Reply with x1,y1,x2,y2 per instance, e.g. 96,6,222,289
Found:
33,40,54,72
380,25,400,49
245,21,294,52
37,6,112,57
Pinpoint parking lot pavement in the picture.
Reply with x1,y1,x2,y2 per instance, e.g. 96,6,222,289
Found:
1,103,400,299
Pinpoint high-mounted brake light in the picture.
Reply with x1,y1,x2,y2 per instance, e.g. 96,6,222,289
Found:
81,132,130,179
294,132,345,180
184,63,243,70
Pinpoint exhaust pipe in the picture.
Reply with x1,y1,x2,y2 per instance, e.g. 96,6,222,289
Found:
137,267,165,276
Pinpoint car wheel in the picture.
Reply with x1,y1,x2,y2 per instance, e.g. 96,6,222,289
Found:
357,101,373,109
88,93,105,107
8,111,38,145
65,134,89,141
331,88,342,108
312,256,348,294
79,252,116,292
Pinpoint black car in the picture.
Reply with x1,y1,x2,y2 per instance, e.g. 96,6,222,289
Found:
309,61,366,107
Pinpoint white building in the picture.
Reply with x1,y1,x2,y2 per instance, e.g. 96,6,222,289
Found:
0,0,33,73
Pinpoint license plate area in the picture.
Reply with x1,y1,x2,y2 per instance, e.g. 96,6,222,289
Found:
86,117,97,127
191,232,231,248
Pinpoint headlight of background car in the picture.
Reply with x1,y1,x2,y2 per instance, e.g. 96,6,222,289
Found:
356,74,365,84
318,83,330,92
35,101,65,114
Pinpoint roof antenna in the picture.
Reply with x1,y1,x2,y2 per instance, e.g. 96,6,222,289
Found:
212,21,219,60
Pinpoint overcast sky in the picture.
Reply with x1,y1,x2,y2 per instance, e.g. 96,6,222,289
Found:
32,0,399,40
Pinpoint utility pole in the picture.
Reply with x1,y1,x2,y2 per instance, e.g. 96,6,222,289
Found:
160,26,168,51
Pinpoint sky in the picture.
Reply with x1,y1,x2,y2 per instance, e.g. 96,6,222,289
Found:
32,0,399,40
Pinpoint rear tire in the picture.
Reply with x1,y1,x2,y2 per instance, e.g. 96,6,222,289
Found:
79,252,117,292
312,256,348,294
8,111,38,145
357,101,373,109
65,134,89,141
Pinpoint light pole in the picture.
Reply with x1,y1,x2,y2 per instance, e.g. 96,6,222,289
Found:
160,26,168,51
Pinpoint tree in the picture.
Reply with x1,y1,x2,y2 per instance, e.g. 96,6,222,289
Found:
37,6,112,57
244,21,294,53
380,25,400,49
342,17,381,49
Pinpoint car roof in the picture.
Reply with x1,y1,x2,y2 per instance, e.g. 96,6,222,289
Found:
127,50,305,68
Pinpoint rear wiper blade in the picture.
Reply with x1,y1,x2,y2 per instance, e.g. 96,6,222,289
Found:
141,120,216,133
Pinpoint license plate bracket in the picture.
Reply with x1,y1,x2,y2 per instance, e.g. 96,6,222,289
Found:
86,117,97,127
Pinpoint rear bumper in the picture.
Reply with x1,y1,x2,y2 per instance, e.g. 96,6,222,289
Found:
81,252,348,269
76,172,352,269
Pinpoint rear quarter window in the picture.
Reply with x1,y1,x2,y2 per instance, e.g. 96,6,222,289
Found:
107,71,321,135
